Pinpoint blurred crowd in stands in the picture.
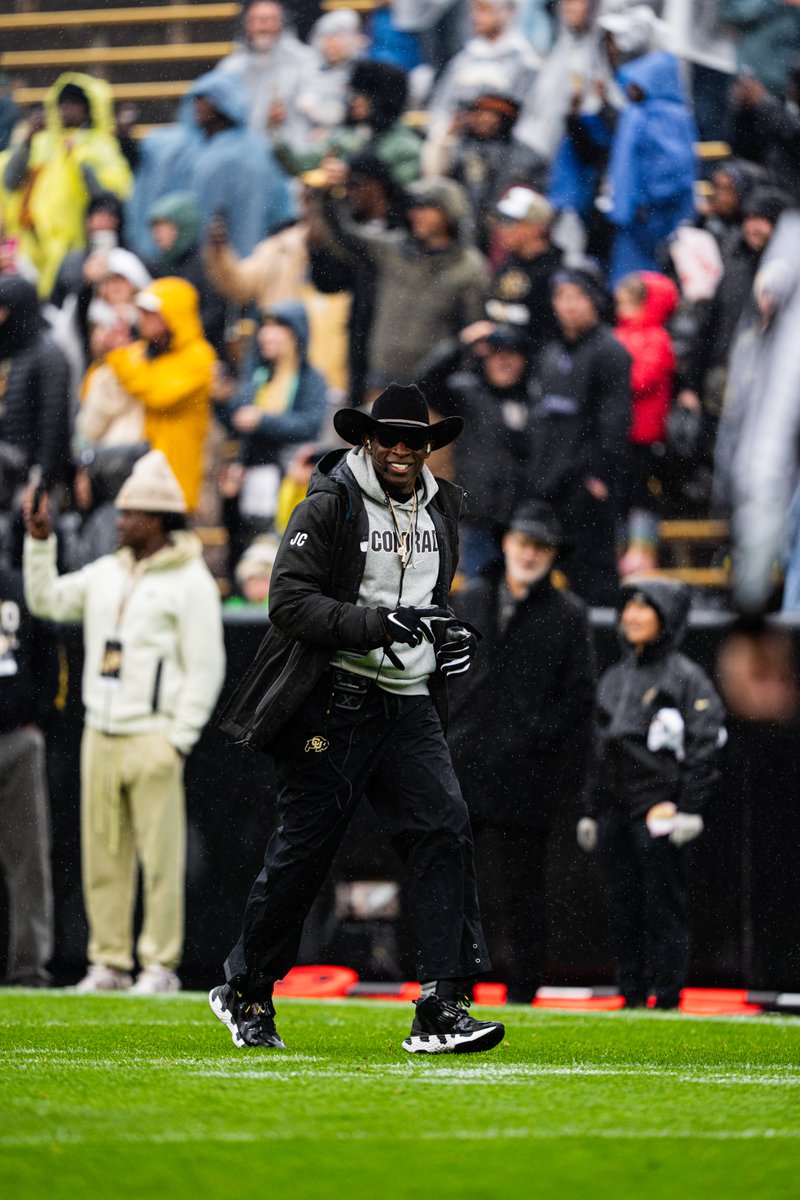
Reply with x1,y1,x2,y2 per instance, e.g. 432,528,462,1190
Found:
2,0,799,998
1,0,799,612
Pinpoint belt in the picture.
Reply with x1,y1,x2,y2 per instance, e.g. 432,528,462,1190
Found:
329,667,372,711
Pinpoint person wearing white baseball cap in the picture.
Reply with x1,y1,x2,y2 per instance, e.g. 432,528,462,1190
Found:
23,450,225,994
482,185,563,358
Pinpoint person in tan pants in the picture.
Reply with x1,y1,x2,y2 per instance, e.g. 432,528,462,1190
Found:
79,729,186,985
24,451,225,993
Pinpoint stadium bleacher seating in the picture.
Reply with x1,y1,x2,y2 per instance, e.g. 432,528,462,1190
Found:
0,2,239,126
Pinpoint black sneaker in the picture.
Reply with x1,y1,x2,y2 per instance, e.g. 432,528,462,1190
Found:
403,992,505,1055
208,983,285,1049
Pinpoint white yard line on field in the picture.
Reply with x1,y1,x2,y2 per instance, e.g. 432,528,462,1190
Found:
1,1127,799,1148
4,1051,800,1088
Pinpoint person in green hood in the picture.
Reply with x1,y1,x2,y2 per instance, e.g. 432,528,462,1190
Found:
147,191,228,361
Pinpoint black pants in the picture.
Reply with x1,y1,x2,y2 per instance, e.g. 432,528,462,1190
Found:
557,483,621,608
225,675,490,999
596,811,691,1007
473,824,549,1002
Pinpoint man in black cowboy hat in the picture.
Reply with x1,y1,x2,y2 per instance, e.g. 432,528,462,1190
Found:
448,500,596,1002
211,383,505,1055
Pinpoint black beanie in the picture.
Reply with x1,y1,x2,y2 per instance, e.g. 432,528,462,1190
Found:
349,60,408,132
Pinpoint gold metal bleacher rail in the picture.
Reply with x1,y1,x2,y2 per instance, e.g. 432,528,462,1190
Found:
658,520,730,542
0,4,239,30
11,81,193,105
630,567,730,587
1,44,234,70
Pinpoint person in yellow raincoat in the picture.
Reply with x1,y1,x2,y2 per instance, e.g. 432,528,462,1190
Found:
0,73,132,297
101,277,216,512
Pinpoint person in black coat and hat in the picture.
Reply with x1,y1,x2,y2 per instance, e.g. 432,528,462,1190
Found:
210,383,505,1057
529,264,632,605
415,323,536,578
449,500,596,1002
577,579,726,1008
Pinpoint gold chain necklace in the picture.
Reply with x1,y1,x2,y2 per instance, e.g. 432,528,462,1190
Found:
385,488,418,568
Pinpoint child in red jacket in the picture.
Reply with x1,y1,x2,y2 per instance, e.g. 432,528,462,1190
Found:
614,271,679,575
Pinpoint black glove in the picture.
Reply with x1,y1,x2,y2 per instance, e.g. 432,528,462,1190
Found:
379,605,452,647
435,618,480,677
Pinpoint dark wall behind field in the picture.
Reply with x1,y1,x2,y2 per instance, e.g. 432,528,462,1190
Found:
3,614,799,991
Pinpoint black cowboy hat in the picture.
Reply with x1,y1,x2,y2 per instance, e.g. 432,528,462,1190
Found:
333,383,463,451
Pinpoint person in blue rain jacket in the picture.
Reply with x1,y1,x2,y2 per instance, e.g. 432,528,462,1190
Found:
126,69,293,262
608,51,697,284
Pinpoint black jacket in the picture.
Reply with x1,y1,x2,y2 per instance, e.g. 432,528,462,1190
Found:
486,246,563,362
685,235,763,393
0,565,59,733
0,276,71,488
729,96,800,204
529,322,631,501
448,566,596,828
415,338,533,529
587,579,726,820
449,136,548,256
217,449,465,751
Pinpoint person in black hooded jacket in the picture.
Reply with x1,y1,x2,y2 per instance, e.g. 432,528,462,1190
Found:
0,276,71,492
577,578,726,1009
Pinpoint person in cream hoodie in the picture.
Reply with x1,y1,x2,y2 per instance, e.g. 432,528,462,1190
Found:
24,450,225,993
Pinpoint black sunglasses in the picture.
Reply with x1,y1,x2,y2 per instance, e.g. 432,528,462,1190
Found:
372,426,430,451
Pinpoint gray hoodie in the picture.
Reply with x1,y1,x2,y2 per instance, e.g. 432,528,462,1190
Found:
331,447,441,693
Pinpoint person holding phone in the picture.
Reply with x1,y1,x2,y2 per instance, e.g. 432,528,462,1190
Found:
23,451,225,993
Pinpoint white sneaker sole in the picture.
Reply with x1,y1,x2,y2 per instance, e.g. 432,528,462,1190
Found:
208,987,245,1048
73,973,132,993
208,987,286,1050
402,1023,505,1055
131,976,181,996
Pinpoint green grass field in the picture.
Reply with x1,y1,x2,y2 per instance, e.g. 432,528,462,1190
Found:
2,993,799,1200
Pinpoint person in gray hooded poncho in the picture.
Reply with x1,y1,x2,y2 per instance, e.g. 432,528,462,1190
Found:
126,68,293,262
216,0,318,141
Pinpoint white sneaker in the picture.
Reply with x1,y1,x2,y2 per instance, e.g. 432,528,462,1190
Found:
74,964,133,993
130,965,181,995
